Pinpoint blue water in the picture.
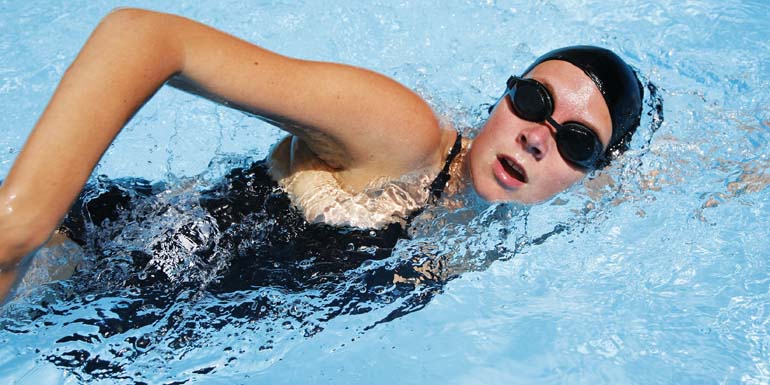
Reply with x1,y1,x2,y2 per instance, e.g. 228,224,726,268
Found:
1,0,770,384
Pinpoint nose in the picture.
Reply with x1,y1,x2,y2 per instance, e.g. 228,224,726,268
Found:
517,124,552,160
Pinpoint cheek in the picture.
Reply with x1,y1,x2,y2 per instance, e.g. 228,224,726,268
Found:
469,127,497,166
479,108,514,139
553,175,580,194
529,164,585,201
467,145,487,189
467,142,499,201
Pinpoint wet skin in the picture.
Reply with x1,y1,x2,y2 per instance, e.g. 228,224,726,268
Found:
468,60,613,203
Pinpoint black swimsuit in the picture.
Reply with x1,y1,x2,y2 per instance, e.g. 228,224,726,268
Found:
59,132,463,292
39,133,464,378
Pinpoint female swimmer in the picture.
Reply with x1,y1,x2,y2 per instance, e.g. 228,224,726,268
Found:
0,8,642,302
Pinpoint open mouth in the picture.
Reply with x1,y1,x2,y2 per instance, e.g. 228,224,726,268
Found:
498,155,528,183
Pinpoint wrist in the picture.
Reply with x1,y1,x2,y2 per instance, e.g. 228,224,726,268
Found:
0,214,52,272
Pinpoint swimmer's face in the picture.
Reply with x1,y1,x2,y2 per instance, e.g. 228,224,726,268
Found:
469,60,612,203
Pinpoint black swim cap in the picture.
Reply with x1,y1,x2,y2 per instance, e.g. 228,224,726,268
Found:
522,45,643,157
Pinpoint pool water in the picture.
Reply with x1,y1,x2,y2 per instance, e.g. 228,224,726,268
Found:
1,0,770,384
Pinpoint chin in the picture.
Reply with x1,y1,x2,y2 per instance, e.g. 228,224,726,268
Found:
470,178,554,204
471,177,521,203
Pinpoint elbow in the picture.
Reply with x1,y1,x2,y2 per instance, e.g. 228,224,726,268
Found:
97,7,168,40
94,7,185,74
102,7,155,23
97,8,163,39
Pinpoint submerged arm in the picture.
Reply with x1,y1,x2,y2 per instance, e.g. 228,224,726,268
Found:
0,8,441,302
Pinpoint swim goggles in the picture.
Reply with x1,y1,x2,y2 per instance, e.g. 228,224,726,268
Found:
504,76,605,170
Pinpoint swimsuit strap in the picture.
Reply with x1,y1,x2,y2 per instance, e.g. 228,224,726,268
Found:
427,131,463,202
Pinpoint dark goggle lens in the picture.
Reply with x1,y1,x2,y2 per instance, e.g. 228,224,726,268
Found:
555,123,603,169
508,78,553,122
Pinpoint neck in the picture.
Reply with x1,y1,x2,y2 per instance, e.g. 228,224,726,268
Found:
445,137,474,197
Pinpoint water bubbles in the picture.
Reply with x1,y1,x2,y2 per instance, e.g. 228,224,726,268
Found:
357,245,377,255
132,336,152,352
353,282,367,293
265,290,283,303
298,258,314,269
373,286,391,295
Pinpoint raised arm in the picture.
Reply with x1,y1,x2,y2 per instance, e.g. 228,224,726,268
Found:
0,8,441,301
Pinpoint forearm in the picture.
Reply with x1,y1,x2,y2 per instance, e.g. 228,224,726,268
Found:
2,8,183,223
0,9,185,300
5,11,184,199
